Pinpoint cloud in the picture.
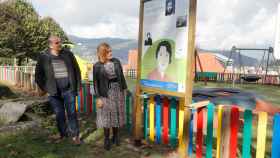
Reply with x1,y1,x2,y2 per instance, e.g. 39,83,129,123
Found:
30,0,140,39
197,0,279,50
29,0,279,50
68,15,138,39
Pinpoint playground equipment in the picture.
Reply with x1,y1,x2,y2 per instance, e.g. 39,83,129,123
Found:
194,71,279,85
223,46,277,83
194,47,279,85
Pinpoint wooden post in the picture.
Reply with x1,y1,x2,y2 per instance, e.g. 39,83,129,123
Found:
134,0,145,145
179,0,197,157
194,49,197,82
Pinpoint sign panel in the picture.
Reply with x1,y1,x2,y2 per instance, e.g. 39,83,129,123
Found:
140,0,189,93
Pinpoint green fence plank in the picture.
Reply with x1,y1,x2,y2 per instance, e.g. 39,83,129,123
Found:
206,103,214,158
170,98,177,148
143,98,148,139
242,110,252,158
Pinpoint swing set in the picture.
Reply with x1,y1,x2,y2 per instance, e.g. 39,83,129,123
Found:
223,46,277,83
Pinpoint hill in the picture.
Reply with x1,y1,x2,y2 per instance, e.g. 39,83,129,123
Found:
69,35,137,64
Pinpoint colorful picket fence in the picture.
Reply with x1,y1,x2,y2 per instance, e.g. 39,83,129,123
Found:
0,66,38,91
74,81,133,131
141,95,280,157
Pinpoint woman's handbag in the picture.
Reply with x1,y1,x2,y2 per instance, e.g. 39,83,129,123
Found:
96,98,103,108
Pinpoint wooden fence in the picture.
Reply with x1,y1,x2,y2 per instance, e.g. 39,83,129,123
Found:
140,96,280,157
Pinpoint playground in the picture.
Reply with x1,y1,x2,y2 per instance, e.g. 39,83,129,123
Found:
0,75,279,157
1,0,280,158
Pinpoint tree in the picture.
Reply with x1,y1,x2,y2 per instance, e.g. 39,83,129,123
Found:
0,0,70,65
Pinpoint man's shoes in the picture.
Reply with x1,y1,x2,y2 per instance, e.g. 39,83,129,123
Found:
104,138,111,150
48,134,65,144
72,136,83,146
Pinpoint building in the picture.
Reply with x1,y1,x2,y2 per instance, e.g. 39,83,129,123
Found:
123,49,138,78
196,52,230,73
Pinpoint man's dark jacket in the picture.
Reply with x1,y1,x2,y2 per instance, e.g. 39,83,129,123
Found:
93,58,127,97
35,49,81,96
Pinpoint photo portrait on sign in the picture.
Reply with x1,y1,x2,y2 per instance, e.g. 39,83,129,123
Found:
148,40,172,81
144,32,153,46
165,0,175,16
176,16,187,28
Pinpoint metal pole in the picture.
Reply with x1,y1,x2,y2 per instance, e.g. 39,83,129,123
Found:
264,50,271,83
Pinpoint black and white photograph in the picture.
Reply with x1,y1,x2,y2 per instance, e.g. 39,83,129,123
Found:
176,16,187,28
144,32,153,46
165,0,175,16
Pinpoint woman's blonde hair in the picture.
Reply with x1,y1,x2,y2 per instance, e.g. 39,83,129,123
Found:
97,43,111,63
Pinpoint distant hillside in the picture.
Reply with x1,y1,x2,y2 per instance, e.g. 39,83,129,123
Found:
69,35,138,64
69,35,260,67
199,49,259,67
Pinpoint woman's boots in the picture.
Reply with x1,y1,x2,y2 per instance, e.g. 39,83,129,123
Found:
104,127,120,151
104,128,111,150
112,127,120,146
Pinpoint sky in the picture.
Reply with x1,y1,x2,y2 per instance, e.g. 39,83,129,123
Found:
29,0,279,50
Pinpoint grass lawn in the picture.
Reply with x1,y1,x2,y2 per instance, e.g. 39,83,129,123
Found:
0,114,177,158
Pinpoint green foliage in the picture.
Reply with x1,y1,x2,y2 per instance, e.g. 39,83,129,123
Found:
0,0,69,62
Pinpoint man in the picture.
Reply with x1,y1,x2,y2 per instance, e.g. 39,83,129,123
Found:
35,35,82,145
144,32,153,46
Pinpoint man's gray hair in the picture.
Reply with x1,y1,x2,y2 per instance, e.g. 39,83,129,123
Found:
48,35,61,44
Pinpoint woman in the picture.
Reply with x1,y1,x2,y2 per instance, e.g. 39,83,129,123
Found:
93,43,127,150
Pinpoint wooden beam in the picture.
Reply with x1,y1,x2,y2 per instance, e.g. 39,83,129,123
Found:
133,0,145,145
179,0,197,157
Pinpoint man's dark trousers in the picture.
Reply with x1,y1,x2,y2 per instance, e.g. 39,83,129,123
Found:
48,90,79,137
